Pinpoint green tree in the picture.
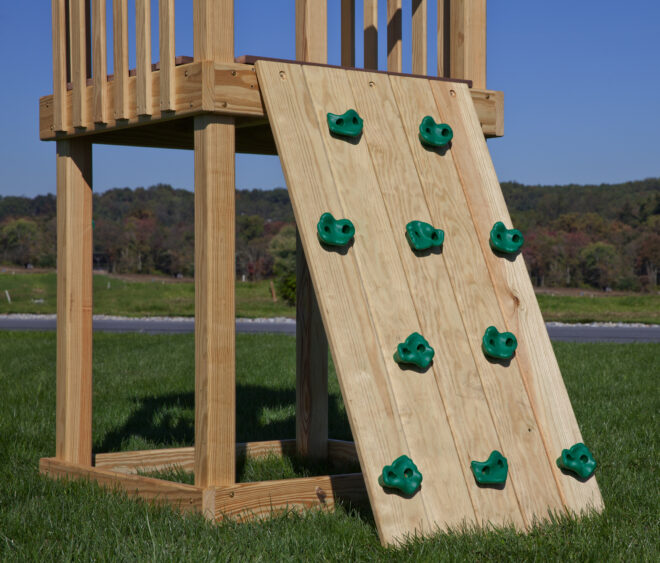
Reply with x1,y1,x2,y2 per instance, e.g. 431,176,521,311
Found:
268,224,296,304
0,218,41,266
580,242,619,289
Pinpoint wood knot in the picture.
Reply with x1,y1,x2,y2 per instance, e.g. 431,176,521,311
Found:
315,486,327,503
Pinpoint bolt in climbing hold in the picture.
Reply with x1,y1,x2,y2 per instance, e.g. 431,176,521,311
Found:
482,326,517,360
556,443,597,480
405,220,445,251
327,109,364,137
317,212,355,247
378,455,423,495
471,450,508,485
489,222,524,254
393,332,435,369
419,116,453,147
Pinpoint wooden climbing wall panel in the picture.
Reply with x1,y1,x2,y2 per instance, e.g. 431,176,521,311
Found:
256,61,603,546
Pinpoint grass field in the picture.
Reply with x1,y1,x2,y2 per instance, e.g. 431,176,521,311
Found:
0,331,657,560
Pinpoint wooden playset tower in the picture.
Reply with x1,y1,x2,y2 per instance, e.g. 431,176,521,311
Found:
40,1,602,546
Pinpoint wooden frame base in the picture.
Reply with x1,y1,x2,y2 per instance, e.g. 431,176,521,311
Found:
40,440,365,521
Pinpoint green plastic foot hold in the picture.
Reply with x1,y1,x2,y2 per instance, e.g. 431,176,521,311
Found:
378,455,423,495
405,220,445,251
393,332,435,369
490,222,524,254
317,212,355,247
419,116,453,147
327,109,363,137
557,443,597,479
471,450,508,485
482,326,517,360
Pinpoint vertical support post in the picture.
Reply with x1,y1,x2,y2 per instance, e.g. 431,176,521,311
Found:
92,0,108,124
56,139,93,466
112,0,129,119
295,0,329,460
412,0,427,75
159,0,175,111
52,0,69,132
193,0,236,488
341,0,355,67
448,0,487,88
387,0,402,72
437,0,450,77
136,0,152,116
70,0,88,128
364,0,378,70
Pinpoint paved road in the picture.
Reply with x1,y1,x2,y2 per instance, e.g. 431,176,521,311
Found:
1,315,659,342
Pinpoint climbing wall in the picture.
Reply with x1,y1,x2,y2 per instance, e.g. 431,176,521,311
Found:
256,61,603,546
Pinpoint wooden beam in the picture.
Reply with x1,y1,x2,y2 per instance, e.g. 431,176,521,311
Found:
92,0,107,123
194,0,234,62
70,0,88,127
412,0,427,75
387,0,402,72
56,138,92,466
341,0,355,67
364,0,378,70
194,115,236,488
449,0,487,88
136,0,152,115
52,0,68,131
296,0,327,64
112,0,129,119
159,0,175,111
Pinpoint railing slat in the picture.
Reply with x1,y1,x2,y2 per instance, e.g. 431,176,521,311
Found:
437,0,449,76
52,0,69,131
113,0,129,119
70,0,88,128
341,0,355,67
92,0,107,123
159,0,175,111
387,0,402,72
194,0,234,62
412,0,427,75
295,0,327,64
136,0,152,115
364,0,378,69
449,0,487,87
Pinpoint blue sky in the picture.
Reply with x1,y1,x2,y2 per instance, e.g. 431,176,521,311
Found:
0,1,658,198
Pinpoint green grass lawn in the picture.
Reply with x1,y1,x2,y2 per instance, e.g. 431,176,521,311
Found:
537,293,660,324
0,332,657,559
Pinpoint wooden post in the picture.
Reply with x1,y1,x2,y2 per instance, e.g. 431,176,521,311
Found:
364,0,378,70
112,0,129,119
70,0,88,128
341,0,355,67
387,0,402,72
92,0,107,124
52,0,69,131
56,139,93,466
136,0,153,116
437,0,450,77
412,0,427,75
447,0,487,88
295,0,329,459
193,0,236,488
159,0,175,111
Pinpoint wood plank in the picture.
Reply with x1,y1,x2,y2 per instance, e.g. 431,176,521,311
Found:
471,88,503,138
256,60,428,545
92,0,107,123
40,457,203,512
159,0,175,111
412,0,427,75
328,439,359,465
296,0,327,63
449,0,487,88
387,0,402,72
136,0,152,115
341,0,355,67
194,0,234,62
348,69,523,528
70,0,88,127
432,82,604,515
194,115,236,488
302,64,475,533
437,0,449,76
363,0,378,70
112,0,129,119
52,0,68,131
210,474,366,520
389,74,564,525
56,139,93,466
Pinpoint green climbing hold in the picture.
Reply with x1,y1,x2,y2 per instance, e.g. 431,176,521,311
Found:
393,332,435,369
317,212,355,247
482,326,517,360
378,455,423,495
471,450,508,485
556,443,597,480
419,116,453,147
405,220,445,251
489,222,524,254
327,109,364,137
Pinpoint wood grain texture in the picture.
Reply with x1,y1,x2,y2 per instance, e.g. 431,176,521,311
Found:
349,69,523,529
341,0,356,67
390,74,564,526
136,0,152,115
56,139,93,466
52,0,68,131
364,0,378,69
194,0,233,62
70,0,88,127
412,0,427,75
449,0,487,88
470,88,503,138
387,0,402,72
159,0,175,111
296,0,327,64
433,82,604,515
437,0,449,76
194,115,236,487
92,0,107,123
112,0,129,119
256,61,427,545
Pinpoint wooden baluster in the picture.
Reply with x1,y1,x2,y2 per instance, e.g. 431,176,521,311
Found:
136,0,152,116
296,0,327,63
364,0,378,69
387,0,402,72
341,0,355,67
412,0,427,75
437,0,449,77
159,0,175,111
92,0,107,123
52,0,69,132
448,0,487,87
70,0,88,128
113,0,128,119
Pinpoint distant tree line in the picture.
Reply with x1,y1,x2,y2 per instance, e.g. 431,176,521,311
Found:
1,179,658,296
